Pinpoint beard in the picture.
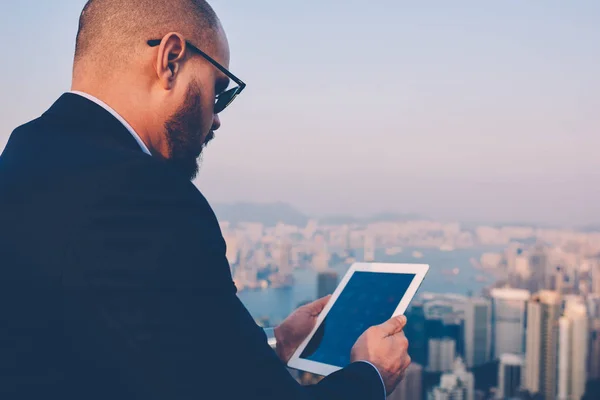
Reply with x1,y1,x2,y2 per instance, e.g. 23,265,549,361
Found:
164,81,214,180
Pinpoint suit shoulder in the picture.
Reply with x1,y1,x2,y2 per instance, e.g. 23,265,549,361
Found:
1,116,45,157
81,156,218,221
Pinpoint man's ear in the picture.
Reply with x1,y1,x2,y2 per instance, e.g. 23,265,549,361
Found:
154,32,188,90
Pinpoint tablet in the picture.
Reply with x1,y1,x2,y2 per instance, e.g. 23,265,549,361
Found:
287,262,429,376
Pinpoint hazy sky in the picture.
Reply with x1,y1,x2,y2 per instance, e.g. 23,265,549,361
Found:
1,0,599,225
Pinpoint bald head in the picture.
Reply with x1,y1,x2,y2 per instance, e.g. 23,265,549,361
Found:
70,0,236,181
74,0,221,77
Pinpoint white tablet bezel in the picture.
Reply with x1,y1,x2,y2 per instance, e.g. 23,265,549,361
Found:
287,262,429,376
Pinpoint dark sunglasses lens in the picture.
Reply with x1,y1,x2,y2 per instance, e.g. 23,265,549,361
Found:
215,87,240,113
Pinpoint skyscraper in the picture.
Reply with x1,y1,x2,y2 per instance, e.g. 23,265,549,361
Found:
558,301,589,400
278,240,292,276
428,338,456,373
312,247,330,271
363,234,375,262
317,271,338,298
497,354,524,399
524,290,561,400
529,247,549,292
303,219,318,239
593,260,600,295
491,288,530,358
429,358,474,400
223,233,239,265
464,298,491,368
388,363,423,400
443,315,465,359
405,303,427,366
515,254,532,280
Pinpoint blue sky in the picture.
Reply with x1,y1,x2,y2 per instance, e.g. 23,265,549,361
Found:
1,0,599,224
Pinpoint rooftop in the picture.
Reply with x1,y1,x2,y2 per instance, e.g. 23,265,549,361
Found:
500,353,524,366
490,288,531,301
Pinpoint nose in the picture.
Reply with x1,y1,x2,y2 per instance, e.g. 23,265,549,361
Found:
212,114,221,131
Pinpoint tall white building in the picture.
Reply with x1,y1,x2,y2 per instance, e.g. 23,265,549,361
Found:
491,288,530,358
388,363,423,400
363,234,375,262
312,248,330,271
592,259,600,295
497,354,524,399
428,338,456,373
464,298,491,367
428,358,474,400
277,240,292,276
558,301,589,400
303,219,318,239
223,233,239,265
524,291,561,400
515,255,532,280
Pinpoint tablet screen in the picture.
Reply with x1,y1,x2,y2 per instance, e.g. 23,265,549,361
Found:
300,271,415,368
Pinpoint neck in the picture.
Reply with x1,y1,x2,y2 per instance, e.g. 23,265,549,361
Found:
70,79,165,156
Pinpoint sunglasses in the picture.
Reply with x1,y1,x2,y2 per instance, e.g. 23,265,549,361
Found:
147,39,246,114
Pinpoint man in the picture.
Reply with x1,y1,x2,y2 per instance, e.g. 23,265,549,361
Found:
0,1,411,399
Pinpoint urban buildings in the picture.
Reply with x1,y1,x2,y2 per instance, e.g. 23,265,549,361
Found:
316,271,338,298
497,354,524,399
464,298,491,368
429,358,474,400
514,252,531,281
558,301,589,400
405,303,428,366
363,234,375,262
592,258,600,296
490,288,530,358
524,290,561,400
388,363,423,400
428,338,456,373
529,247,549,293
216,212,600,399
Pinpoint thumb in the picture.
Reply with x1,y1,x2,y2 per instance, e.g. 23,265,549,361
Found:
310,295,332,315
378,315,407,337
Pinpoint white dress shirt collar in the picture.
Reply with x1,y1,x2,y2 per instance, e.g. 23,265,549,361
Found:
68,90,152,156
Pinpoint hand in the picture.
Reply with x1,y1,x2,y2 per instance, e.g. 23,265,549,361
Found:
350,315,411,394
274,295,331,363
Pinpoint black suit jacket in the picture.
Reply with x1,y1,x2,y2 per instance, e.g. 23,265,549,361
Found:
0,93,384,400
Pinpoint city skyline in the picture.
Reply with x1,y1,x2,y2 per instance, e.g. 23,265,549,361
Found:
211,200,600,229
2,1,599,225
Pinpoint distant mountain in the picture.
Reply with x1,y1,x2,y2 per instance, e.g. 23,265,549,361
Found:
212,202,309,227
213,202,425,227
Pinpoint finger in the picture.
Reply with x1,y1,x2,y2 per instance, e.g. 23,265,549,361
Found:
309,295,332,316
378,315,407,337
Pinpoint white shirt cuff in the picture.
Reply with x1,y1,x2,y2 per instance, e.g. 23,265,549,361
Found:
356,360,386,398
